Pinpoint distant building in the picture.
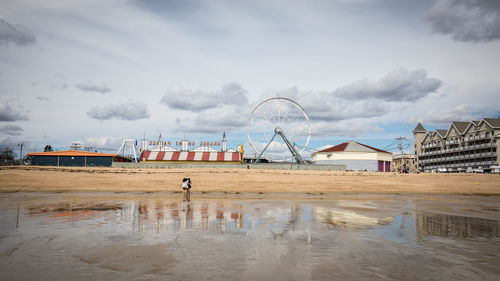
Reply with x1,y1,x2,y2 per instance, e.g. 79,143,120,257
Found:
392,154,415,173
311,141,392,172
28,150,116,167
413,117,500,172
139,132,243,163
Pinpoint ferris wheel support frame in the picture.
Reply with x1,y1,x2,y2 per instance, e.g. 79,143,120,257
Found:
255,127,307,164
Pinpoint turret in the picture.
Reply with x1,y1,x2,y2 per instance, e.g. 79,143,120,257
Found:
222,132,227,152
413,122,427,170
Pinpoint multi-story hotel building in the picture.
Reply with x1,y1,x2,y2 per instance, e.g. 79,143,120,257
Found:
413,118,500,172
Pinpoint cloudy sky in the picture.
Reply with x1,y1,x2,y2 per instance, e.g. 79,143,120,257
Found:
1,0,499,157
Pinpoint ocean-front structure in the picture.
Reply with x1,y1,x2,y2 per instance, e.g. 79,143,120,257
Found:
413,118,500,172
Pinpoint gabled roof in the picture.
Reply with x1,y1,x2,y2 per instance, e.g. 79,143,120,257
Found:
413,122,426,133
316,141,390,154
463,121,479,135
27,150,116,157
444,121,469,138
317,142,349,153
422,131,433,143
451,121,469,134
435,129,448,137
482,117,500,128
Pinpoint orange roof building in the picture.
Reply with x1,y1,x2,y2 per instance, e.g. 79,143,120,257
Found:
27,150,116,167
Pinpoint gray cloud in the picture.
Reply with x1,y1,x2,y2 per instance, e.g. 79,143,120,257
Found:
0,125,23,136
300,96,389,122
413,104,481,125
161,83,249,111
332,68,442,102
426,0,500,42
36,96,49,102
311,122,377,137
272,87,389,122
75,81,111,94
177,106,248,134
87,100,150,121
0,19,36,47
0,137,19,151
0,103,29,121
83,136,125,150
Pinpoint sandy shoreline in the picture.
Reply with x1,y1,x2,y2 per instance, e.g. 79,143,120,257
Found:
0,166,499,195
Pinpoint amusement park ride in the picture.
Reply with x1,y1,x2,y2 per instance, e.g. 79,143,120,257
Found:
247,97,311,164
116,97,312,164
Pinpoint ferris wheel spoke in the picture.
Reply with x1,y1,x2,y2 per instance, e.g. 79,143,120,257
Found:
255,107,273,123
277,98,281,126
253,118,275,130
282,103,294,122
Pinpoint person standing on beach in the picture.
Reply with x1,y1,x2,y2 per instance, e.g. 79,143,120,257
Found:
181,178,192,201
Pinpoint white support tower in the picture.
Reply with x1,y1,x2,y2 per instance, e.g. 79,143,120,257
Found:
116,139,139,163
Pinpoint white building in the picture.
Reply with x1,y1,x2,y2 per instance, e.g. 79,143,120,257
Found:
312,141,392,172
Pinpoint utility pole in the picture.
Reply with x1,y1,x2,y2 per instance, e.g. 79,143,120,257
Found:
396,137,407,173
409,137,413,172
18,142,24,161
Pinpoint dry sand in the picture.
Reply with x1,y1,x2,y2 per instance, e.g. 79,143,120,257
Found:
1,166,499,195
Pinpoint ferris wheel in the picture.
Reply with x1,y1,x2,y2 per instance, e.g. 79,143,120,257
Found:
247,97,311,163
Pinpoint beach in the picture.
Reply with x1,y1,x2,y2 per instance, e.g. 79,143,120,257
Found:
1,166,499,195
1,166,500,280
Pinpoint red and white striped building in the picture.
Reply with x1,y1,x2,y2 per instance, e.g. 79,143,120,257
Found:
139,132,243,163
140,151,241,162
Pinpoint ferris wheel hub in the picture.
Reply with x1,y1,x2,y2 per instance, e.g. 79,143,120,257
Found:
274,127,282,134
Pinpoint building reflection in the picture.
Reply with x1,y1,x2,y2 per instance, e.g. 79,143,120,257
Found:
20,200,311,236
416,211,499,239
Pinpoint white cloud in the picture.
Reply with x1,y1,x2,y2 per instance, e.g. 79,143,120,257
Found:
87,100,150,121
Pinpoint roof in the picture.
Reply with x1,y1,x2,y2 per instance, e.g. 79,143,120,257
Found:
413,123,426,133
451,121,469,134
316,141,390,154
435,129,448,137
483,117,500,128
27,150,116,157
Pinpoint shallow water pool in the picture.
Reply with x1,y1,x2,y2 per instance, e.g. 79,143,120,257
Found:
0,193,499,280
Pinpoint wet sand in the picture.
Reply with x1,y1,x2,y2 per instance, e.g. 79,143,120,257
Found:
0,192,499,280
1,166,500,194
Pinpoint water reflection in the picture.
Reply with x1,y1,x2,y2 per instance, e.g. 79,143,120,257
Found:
2,195,500,280
313,206,393,228
416,212,500,239
22,200,251,234
16,200,500,240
